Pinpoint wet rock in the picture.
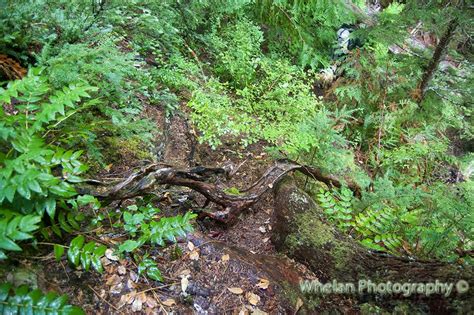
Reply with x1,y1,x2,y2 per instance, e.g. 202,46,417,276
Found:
187,282,211,297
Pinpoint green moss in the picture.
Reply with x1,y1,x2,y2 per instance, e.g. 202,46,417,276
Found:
286,210,335,250
286,208,353,272
332,242,353,271
280,281,300,306
281,281,320,313
104,136,155,162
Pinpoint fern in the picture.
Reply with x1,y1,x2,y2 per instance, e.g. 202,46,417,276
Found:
0,283,84,315
316,187,354,231
354,208,403,254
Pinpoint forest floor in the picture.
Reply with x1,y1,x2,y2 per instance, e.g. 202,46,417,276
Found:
2,103,357,314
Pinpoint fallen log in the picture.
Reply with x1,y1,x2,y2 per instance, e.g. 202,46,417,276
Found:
271,177,473,313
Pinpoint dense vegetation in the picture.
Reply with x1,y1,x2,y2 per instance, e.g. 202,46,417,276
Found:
0,0,472,313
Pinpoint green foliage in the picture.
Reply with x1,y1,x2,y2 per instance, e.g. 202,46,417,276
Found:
282,108,358,174
118,205,196,252
0,69,93,215
355,208,403,253
56,235,107,273
0,0,471,290
224,187,242,196
115,203,196,282
0,70,96,258
253,0,361,67
317,187,354,231
37,39,157,165
138,255,163,282
0,0,106,60
0,283,84,314
0,210,41,259
205,18,264,88
189,57,320,148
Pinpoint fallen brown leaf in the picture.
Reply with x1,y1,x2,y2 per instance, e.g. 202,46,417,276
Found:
189,250,200,260
256,278,269,290
221,254,230,262
295,297,304,313
227,287,244,295
105,249,119,261
162,298,176,307
246,292,260,306
181,275,189,293
117,265,126,275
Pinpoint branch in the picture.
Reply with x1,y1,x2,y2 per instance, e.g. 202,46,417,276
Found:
417,18,458,103
79,159,361,224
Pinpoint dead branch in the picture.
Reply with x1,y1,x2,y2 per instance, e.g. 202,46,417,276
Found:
79,159,361,223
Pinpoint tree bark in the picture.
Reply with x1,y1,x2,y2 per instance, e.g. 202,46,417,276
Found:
271,177,473,312
418,18,458,103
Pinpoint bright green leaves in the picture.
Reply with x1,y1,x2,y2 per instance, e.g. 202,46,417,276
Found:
118,205,196,252
54,244,65,261
317,187,405,255
0,70,96,262
207,18,263,89
116,205,196,282
119,240,141,253
66,235,85,266
147,213,196,246
0,283,85,315
317,187,354,231
138,257,163,282
189,57,320,149
58,235,107,273
0,70,93,217
0,210,41,259
354,208,403,254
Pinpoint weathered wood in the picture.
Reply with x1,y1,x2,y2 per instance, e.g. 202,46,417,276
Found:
79,159,361,223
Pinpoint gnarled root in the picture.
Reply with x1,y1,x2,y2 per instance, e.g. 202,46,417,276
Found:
79,159,360,224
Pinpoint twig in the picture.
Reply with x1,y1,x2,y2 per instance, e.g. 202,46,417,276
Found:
88,285,122,313
135,283,178,295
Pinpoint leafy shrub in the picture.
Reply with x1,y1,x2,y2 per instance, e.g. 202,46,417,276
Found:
0,69,103,259
0,0,107,60
0,211,41,259
317,187,354,231
0,283,84,314
205,18,264,88
253,0,361,68
189,57,321,148
138,255,163,282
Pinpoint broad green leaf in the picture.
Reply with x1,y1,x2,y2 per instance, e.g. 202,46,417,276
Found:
54,245,65,261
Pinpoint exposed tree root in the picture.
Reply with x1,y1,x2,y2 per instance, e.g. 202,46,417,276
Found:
80,159,361,223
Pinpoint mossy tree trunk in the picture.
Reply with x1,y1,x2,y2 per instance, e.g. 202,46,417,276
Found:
271,177,473,311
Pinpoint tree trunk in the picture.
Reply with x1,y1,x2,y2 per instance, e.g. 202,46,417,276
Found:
271,177,473,312
418,18,458,103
